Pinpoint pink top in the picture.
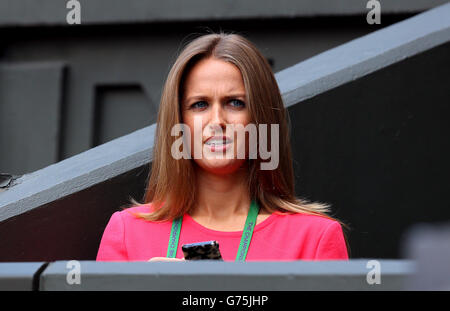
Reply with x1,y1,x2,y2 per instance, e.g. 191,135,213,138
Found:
96,204,348,261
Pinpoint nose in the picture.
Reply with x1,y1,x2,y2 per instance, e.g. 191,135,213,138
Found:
207,102,226,133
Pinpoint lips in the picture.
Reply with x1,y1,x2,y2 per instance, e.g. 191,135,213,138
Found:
204,136,233,152
204,136,233,145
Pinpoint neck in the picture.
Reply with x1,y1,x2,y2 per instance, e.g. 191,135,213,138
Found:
190,166,251,222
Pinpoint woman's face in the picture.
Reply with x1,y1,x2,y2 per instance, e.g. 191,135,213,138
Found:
181,57,251,175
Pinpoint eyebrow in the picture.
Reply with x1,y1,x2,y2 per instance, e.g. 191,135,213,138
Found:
183,93,246,104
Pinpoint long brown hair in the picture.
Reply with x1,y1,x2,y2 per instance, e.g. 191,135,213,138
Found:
133,32,345,233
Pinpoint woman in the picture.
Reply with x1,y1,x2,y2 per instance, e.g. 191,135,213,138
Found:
97,32,348,262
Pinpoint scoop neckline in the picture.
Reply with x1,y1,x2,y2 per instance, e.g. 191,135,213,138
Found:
183,211,279,237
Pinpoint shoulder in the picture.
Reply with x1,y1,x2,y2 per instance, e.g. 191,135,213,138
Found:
273,211,343,235
113,203,157,223
123,203,154,214
274,212,348,259
98,203,164,261
106,203,171,239
275,211,339,226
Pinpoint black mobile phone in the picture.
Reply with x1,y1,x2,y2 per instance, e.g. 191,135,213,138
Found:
181,240,223,260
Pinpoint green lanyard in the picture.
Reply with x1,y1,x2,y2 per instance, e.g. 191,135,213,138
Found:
167,200,260,261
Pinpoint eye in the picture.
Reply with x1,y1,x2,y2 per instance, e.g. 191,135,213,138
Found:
191,101,208,109
229,99,245,108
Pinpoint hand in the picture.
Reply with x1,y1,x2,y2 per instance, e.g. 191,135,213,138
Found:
148,257,186,262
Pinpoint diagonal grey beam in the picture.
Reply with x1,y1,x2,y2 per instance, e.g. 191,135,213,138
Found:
276,1,450,107
1,2,450,221
0,125,155,222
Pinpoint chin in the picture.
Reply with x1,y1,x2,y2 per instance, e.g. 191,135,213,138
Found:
195,159,246,175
